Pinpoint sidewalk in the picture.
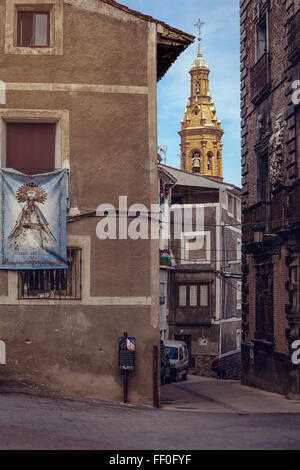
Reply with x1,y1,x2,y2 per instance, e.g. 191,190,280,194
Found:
161,375,300,414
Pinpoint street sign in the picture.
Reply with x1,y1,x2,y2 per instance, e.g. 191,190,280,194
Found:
119,336,136,370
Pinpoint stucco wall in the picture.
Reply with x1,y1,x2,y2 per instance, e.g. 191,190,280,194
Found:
0,0,160,405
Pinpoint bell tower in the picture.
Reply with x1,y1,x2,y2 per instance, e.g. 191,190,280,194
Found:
179,20,224,181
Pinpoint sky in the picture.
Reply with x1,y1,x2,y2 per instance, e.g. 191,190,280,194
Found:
123,0,241,187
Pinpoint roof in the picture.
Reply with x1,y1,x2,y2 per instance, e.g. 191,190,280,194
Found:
158,165,177,185
160,164,241,193
100,0,195,80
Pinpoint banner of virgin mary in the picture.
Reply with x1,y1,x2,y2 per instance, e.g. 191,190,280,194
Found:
0,169,67,269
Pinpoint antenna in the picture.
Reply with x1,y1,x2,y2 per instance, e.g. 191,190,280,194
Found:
158,145,168,165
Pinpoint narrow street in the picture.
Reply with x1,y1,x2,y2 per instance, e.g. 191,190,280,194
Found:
160,375,300,414
1,377,300,450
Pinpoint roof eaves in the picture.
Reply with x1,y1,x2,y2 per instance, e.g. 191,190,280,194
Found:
100,0,194,42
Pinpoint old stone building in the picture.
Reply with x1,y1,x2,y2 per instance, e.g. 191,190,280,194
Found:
241,0,300,395
160,32,242,379
163,165,242,378
0,0,194,405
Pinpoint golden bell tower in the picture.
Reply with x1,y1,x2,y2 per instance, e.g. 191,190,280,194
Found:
179,20,224,181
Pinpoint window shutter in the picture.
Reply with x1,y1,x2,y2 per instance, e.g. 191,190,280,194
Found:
179,285,187,306
6,123,56,172
200,285,208,306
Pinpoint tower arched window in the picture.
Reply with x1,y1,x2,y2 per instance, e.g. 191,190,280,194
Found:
207,152,213,171
192,151,201,173
216,151,220,172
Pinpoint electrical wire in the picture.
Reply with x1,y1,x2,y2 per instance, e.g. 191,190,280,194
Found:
67,209,279,228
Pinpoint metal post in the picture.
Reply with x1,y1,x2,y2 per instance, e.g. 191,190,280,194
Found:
153,345,159,408
123,369,128,404
123,331,128,404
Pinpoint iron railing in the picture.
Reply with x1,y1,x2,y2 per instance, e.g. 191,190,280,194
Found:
18,247,82,300
243,201,271,244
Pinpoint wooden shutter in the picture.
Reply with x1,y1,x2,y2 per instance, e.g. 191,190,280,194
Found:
17,11,34,47
6,122,56,173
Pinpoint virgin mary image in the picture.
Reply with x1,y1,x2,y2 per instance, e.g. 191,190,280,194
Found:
8,182,55,254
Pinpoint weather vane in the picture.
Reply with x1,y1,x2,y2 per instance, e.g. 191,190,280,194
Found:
194,18,205,39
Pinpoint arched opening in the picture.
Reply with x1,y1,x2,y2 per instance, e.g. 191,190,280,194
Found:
216,151,221,173
192,151,201,173
207,152,213,171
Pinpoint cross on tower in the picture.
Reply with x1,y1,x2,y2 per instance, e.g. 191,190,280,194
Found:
194,18,205,38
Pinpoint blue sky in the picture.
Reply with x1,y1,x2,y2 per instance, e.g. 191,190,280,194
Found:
123,0,241,187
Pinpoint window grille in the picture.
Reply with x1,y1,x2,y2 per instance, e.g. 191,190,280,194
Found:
18,247,82,300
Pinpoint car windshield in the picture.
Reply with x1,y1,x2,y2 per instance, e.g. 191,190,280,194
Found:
166,346,178,359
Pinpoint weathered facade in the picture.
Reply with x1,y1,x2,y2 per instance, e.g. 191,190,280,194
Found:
158,165,177,341
0,0,193,405
161,165,242,379
241,0,300,396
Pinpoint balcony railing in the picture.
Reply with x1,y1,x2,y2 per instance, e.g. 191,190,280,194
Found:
243,201,271,245
287,9,300,59
250,52,271,102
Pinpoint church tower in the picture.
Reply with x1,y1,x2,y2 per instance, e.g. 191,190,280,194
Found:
179,21,224,181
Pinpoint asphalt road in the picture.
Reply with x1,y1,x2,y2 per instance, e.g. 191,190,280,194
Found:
0,377,300,450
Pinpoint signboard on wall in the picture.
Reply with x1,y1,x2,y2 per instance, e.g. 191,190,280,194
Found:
119,336,136,370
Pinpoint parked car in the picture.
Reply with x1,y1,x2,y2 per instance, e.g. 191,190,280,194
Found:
160,340,171,385
164,339,189,382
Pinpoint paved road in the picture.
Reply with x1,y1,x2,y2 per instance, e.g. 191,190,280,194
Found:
161,375,300,414
0,377,300,450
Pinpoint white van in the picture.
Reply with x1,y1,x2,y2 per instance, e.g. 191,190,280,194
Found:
163,339,189,382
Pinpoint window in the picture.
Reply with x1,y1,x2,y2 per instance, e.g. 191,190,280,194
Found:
236,281,242,310
216,151,221,173
236,238,242,263
256,15,267,61
227,193,234,217
192,151,201,173
5,1,63,56
291,265,300,313
207,152,213,171
255,265,273,341
236,198,241,222
181,231,210,264
6,122,56,173
0,109,70,172
17,11,50,47
257,153,269,201
177,283,209,308
18,247,82,300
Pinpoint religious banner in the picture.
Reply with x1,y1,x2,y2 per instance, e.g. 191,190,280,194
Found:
0,168,67,269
